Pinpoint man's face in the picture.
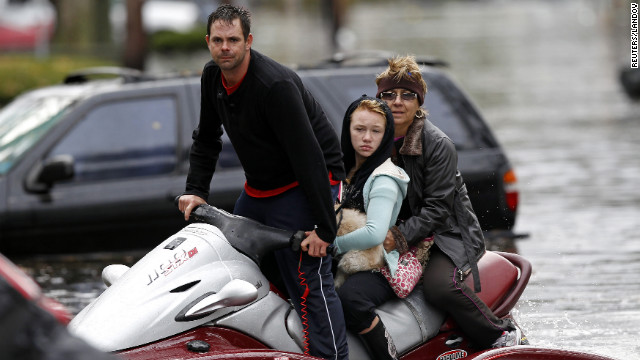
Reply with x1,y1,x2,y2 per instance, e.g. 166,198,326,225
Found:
206,18,252,71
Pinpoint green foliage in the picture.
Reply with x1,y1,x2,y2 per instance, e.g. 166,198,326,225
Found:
0,55,114,106
150,26,207,54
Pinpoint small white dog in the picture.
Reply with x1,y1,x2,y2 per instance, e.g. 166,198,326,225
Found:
334,206,385,288
333,205,433,288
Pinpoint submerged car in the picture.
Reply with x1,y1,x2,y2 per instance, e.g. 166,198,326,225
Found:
0,54,520,255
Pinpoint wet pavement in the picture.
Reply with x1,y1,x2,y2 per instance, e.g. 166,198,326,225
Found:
11,1,640,359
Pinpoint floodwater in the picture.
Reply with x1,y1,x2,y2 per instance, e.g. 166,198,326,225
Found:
12,1,640,359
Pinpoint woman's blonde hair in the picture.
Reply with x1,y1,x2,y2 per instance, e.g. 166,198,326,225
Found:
376,55,428,118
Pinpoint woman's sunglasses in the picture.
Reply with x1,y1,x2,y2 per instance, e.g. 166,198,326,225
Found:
379,91,418,101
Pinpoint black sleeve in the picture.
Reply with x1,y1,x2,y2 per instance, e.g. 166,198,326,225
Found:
184,64,224,201
399,136,458,245
265,80,337,243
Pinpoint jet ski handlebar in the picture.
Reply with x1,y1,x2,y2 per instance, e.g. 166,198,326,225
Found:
175,197,305,265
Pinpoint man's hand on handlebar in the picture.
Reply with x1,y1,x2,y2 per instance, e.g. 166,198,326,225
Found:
301,230,330,258
178,195,206,221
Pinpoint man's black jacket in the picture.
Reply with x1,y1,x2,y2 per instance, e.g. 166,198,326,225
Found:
185,50,345,242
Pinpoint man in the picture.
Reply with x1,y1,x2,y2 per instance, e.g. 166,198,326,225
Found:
177,5,348,360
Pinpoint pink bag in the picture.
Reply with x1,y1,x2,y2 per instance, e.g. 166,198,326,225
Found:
379,237,434,298
379,251,423,298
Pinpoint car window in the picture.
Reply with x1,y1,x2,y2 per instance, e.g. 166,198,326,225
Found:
422,86,475,149
0,94,74,175
49,96,178,182
312,72,476,149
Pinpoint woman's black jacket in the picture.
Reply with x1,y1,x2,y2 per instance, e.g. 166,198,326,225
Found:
395,117,485,291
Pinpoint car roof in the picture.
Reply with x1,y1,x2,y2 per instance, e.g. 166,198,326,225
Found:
37,52,446,99
17,68,201,104
294,50,448,69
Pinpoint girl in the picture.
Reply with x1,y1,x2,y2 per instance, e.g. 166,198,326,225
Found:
333,96,409,360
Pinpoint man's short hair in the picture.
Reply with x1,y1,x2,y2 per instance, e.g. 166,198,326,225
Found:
207,4,251,39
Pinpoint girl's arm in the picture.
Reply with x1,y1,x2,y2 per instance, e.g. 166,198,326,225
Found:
334,176,400,254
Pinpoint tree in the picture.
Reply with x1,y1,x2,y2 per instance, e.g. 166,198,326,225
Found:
123,0,147,70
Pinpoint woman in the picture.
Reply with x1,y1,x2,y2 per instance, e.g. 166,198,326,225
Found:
334,96,409,360
375,55,521,349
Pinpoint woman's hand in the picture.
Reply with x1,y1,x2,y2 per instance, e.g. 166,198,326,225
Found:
383,230,396,252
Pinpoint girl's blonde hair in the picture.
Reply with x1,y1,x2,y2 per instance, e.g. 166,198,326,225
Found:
352,99,387,125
